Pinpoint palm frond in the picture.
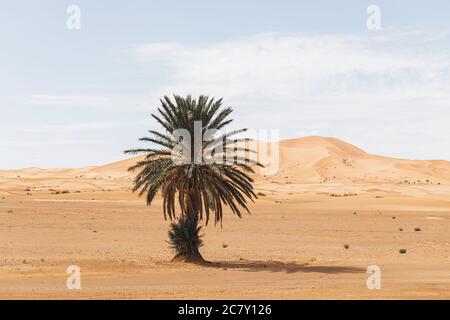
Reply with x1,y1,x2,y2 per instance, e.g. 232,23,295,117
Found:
126,95,262,225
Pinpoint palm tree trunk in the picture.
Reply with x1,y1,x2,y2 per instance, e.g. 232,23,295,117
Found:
171,198,209,264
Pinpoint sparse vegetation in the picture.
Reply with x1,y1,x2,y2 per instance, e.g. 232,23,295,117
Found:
329,192,358,197
51,190,70,195
399,248,407,254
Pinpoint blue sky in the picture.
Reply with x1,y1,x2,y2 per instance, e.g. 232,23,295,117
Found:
1,0,450,168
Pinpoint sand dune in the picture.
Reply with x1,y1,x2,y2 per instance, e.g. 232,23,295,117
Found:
1,136,448,191
273,136,450,184
0,136,449,299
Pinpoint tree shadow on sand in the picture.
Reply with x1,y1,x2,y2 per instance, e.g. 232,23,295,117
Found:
205,259,365,274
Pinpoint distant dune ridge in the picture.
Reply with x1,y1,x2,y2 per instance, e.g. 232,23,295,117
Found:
0,136,449,192
271,136,450,184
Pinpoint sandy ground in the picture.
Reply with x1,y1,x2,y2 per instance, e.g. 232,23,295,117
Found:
0,137,449,299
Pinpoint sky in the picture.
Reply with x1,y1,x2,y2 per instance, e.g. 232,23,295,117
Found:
0,0,449,169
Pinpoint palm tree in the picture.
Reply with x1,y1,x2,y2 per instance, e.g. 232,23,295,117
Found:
125,95,261,263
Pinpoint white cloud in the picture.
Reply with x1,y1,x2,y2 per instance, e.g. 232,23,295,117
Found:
0,94,155,111
0,120,148,134
133,32,450,98
28,95,110,107
131,31,450,160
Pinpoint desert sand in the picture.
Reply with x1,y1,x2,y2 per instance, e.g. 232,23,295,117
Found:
0,136,449,299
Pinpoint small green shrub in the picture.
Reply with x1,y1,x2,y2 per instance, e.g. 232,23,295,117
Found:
168,216,203,258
